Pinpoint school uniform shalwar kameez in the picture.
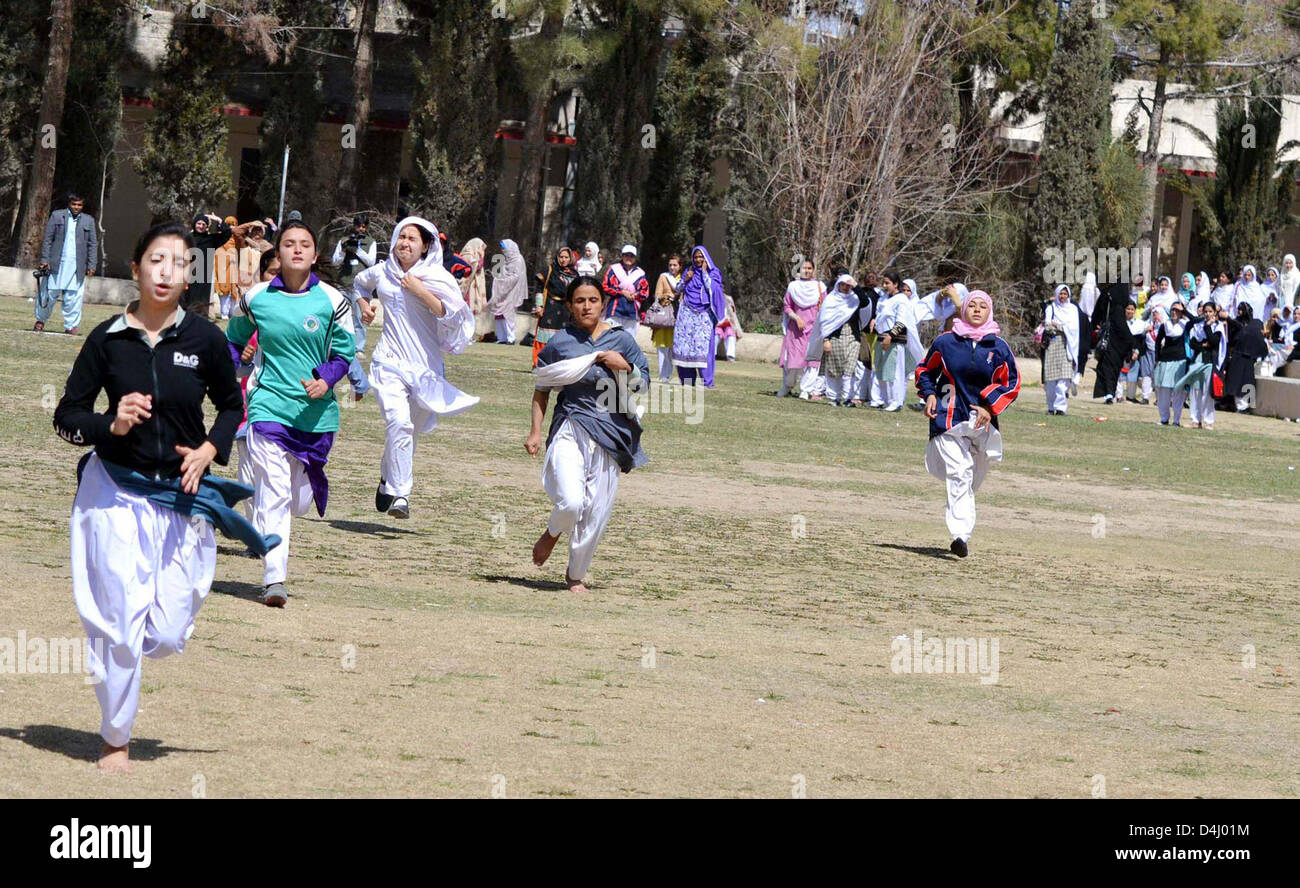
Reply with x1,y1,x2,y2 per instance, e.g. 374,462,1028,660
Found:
534,324,650,581
351,217,479,504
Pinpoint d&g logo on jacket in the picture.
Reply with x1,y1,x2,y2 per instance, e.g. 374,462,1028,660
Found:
173,352,199,369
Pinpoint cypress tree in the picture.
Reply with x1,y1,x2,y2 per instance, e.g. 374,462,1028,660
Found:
1029,2,1111,295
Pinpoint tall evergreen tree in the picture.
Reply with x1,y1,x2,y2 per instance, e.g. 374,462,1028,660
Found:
572,0,667,251
0,0,48,261
132,13,236,222
1029,1,1111,295
1180,81,1298,272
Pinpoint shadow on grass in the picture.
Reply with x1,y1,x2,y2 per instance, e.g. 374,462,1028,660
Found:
874,542,956,560
210,580,266,603
476,573,571,592
327,519,423,537
0,725,221,763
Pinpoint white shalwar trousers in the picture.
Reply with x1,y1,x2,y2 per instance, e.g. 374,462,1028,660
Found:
723,336,736,360
799,364,825,397
372,368,433,500
824,374,853,403
71,454,215,747
881,350,908,410
1045,378,1070,413
1188,384,1216,426
235,436,254,519
495,315,515,344
247,426,316,586
852,360,868,401
924,417,1003,543
657,346,673,381
543,419,620,580
1156,387,1184,425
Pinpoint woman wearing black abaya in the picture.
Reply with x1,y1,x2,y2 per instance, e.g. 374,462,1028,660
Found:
1223,303,1270,413
1091,283,1136,404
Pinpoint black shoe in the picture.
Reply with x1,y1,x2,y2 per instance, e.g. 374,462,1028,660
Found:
261,582,287,608
950,538,968,558
375,481,394,513
387,496,409,519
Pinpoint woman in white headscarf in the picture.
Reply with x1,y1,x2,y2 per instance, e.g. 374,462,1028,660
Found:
1279,254,1300,310
575,241,601,278
818,274,861,406
1263,266,1281,319
1040,284,1085,415
352,217,479,518
1189,271,1212,316
779,259,824,397
488,239,528,344
1233,265,1267,319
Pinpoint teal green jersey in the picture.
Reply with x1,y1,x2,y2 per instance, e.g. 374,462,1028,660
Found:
226,276,356,433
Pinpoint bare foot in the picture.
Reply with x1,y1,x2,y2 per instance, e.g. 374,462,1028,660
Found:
532,530,559,567
566,573,590,593
97,743,131,774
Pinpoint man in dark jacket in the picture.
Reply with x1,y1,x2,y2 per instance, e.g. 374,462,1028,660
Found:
185,213,232,318
35,193,98,334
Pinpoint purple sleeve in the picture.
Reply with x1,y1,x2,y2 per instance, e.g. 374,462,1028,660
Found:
313,355,350,388
228,341,244,365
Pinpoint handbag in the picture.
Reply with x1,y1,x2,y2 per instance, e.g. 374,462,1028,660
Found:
643,300,675,329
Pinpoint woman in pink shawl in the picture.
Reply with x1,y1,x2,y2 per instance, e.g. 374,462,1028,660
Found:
672,245,727,386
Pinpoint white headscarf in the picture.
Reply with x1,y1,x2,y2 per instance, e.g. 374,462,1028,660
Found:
1234,265,1266,318
459,237,487,314
786,278,824,309
900,278,925,361
1078,271,1099,318
575,241,601,278
1045,284,1080,369
818,274,860,340
1280,254,1300,309
917,285,960,325
487,239,528,315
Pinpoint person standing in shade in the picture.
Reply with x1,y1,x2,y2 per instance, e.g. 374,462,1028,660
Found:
35,193,97,334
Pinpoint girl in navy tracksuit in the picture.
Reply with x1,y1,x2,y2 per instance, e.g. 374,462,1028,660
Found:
915,290,1020,557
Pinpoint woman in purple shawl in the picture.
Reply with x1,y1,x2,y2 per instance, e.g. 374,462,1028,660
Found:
672,245,726,386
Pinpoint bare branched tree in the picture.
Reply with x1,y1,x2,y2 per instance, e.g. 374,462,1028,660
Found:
729,1,1021,287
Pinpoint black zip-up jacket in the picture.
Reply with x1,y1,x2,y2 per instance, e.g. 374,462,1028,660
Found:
53,306,243,479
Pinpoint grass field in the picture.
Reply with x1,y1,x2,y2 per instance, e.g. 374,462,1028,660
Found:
0,294,1296,798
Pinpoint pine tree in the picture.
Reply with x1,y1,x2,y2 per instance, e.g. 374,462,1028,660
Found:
1029,1,1112,296
132,16,235,222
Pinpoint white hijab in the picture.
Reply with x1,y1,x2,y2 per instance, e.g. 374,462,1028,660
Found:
901,278,925,361
575,241,601,277
1078,271,1099,318
1280,254,1300,308
371,216,476,362
1234,265,1266,318
818,275,860,340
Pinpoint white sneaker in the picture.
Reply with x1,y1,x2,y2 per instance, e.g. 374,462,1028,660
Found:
798,392,810,400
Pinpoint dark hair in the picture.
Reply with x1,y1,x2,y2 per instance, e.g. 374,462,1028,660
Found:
668,253,682,264
66,192,84,205
1237,302,1253,319
276,219,318,250
353,214,367,227
258,248,279,278
883,271,902,288
131,221,192,267
565,275,605,301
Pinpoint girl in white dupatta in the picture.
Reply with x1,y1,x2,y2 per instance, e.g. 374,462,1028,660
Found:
1042,284,1081,415
488,239,528,344
1233,265,1267,319
575,241,601,278
1280,254,1300,311
779,260,824,397
818,274,861,405
352,217,478,518
459,237,489,333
